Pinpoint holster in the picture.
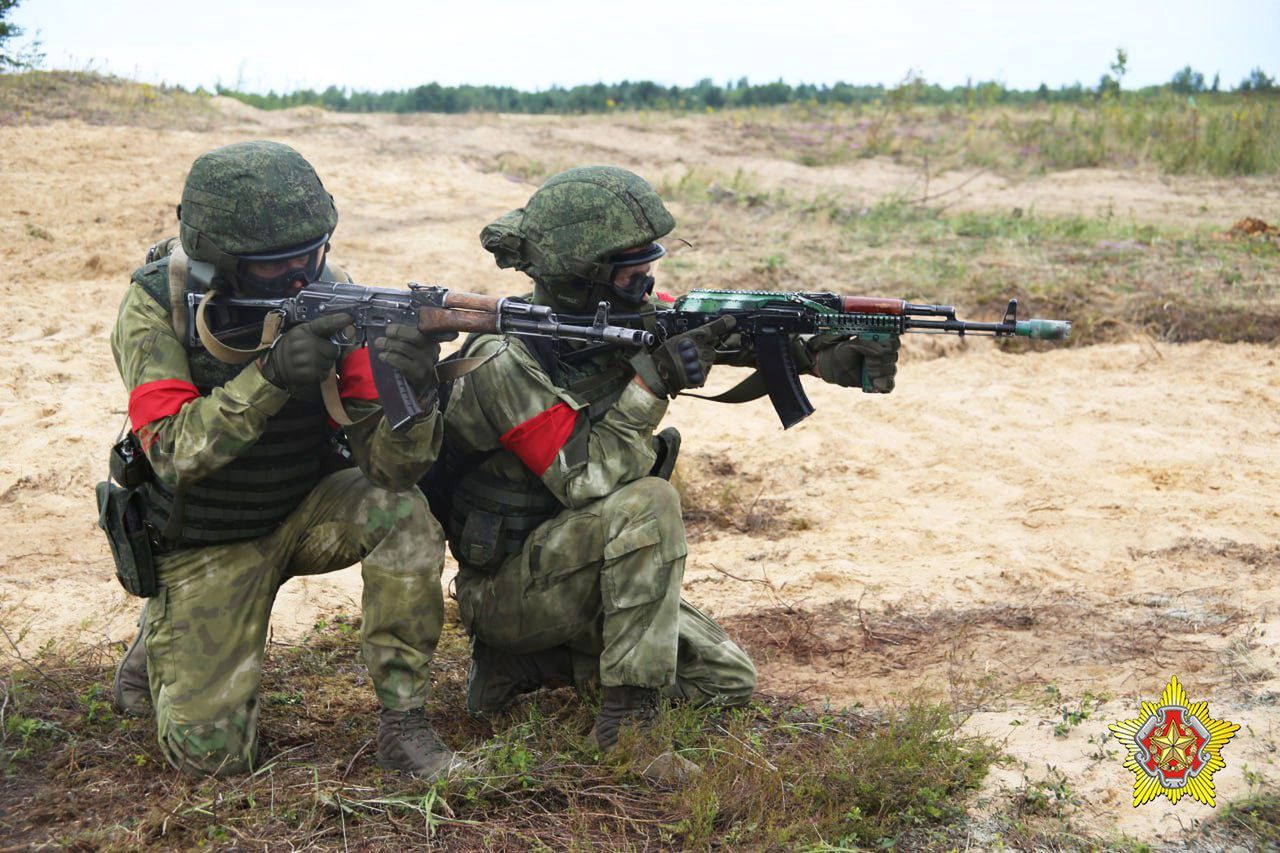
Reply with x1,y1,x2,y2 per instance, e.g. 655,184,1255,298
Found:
96,479,157,598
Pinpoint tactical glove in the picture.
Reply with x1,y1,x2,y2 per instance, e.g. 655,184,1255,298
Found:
259,312,352,390
630,315,738,398
375,324,441,397
813,335,900,393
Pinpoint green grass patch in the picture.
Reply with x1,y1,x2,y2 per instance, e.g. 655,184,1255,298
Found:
1200,792,1280,848
1,616,1000,849
719,95,1280,177
662,182,1280,346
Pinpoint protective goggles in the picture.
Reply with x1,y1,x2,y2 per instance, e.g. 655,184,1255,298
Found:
235,233,330,297
607,242,667,303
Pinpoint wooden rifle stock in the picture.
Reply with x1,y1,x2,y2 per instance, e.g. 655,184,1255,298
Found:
841,296,905,315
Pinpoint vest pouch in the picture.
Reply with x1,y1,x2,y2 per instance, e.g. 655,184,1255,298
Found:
109,432,153,490
453,509,507,574
96,481,157,598
649,427,681,481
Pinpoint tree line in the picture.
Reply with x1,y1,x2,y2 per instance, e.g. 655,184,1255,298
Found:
216,68,1277,115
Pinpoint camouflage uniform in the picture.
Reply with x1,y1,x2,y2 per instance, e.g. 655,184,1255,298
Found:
445,335,756,705
111,142,448,776
441,167,758,716
113,263,446,775
445,167,896,756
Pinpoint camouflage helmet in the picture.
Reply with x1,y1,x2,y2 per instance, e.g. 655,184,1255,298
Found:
480,166,675,312
178,140,338,291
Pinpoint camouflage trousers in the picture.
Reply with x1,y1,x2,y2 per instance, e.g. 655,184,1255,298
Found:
144,469,445,776
454,477,755,705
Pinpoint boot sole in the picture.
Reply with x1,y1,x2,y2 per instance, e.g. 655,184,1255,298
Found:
376,754,473,781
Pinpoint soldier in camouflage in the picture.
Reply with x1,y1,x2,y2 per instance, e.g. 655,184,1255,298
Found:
440,166,898,776
110,141,466,780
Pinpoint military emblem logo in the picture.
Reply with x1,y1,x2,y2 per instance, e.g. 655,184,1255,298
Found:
1108,675,1239,807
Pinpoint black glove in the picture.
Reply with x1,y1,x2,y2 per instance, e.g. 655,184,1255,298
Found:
813,335,900,393
374,324,441,397
631,315,738,398
260,313,352,390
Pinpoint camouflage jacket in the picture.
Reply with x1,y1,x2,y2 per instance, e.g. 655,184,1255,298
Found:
111,262,441,495
443,335,666,512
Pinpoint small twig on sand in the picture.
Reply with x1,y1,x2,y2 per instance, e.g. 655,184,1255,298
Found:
910,168,990,207
708,562,772,587
857,592,900,646
0,622,64,690
342,738,374,781
708,562,801,614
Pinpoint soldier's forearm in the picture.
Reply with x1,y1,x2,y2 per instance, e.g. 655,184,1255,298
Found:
345,401,443,491
139,365,290,489
552,381,667,508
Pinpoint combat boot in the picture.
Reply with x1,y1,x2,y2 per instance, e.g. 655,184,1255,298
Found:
466,639,574,719
376,707,472,781
589,685,700,784
589,685,657,752
112,606,151,717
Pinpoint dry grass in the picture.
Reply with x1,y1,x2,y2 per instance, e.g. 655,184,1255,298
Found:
705,96,1280,177
0,70,218,128
654,181,1280,348
1,616,1004,850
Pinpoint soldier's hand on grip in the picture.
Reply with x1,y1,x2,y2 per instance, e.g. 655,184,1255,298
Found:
375,324,441,396
260,312,352,390
631,315,738,398
814,335,900,393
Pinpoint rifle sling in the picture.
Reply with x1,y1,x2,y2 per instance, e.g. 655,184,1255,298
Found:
681,369,769,404
167,247,191,344
436,356,490,383
319,368,354,426
195,290,282,365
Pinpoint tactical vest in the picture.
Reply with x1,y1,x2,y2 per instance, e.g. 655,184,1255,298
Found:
440,334,636,570
132,257,333,549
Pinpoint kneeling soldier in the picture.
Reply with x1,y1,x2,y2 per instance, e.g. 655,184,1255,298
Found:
436,166,898,778
109,141,464,780
441,167,898,774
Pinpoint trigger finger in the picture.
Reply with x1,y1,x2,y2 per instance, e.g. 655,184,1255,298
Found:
309,312,355,337
711,315,738,338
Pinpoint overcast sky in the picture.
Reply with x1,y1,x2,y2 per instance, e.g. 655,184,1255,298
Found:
11,0,1278,94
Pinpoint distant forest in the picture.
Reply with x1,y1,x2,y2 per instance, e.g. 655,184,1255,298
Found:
218,67,1278,114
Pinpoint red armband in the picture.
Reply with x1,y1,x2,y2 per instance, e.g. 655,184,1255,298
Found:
128,379,200,431
500,402,579,476
338,347,377,401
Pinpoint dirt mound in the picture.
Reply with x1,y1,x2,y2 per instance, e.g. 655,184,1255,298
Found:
1226,216,1280,241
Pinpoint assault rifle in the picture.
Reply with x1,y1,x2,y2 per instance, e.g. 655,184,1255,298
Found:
188,281,654,430
572,289,1071,429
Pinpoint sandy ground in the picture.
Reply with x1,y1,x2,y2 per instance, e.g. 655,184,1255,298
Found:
0,101,1276,846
